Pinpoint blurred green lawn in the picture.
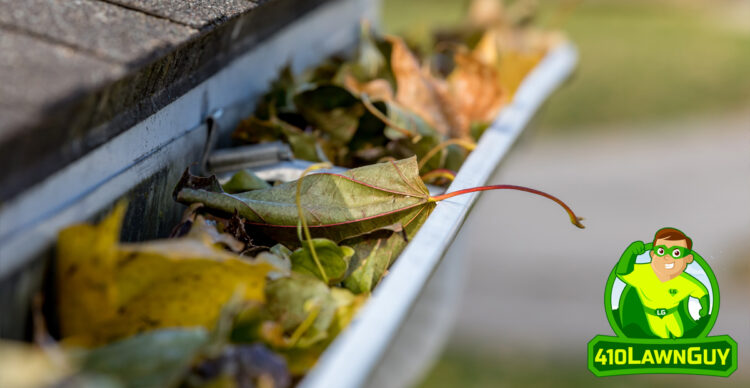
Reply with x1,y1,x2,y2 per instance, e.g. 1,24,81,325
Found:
383,0,750,133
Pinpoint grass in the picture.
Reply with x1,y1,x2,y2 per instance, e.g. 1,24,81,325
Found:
383,0,750,132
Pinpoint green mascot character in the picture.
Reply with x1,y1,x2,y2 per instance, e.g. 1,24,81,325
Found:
615,227,710,339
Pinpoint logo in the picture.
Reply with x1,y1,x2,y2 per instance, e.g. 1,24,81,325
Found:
588,227,737,377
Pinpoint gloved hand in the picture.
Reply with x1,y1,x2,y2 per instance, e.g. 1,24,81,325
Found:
626,241,646,256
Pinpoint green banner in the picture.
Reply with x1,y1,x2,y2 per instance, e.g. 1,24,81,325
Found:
588,335,737,377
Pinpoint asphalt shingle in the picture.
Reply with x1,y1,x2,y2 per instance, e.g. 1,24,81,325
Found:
0,0,197,64
106,0,259,29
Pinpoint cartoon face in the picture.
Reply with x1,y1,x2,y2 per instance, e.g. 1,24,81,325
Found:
650,238,694,281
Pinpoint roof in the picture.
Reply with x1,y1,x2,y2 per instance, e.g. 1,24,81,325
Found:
0,0,330,202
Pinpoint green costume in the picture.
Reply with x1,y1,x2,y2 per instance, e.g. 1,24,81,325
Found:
615,241,709,339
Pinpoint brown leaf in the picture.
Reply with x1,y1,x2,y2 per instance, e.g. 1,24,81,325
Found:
388,36,467,138
448,50,507,126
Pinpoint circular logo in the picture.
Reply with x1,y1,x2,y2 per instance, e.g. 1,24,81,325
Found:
604,249,719,339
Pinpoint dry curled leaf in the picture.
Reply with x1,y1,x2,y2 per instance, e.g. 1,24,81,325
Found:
176,157,435,246
448,50,507,126
388,36,467,138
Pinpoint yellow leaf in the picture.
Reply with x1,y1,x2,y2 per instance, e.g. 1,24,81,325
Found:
277,288,366,376
57,203,124,339
329,288,367,334
56,204,274,346
497,50,545,97
472,29,500,69
472,28,547,98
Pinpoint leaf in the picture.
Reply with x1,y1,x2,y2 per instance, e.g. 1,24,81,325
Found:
342,227,406,294
222,170,271,193
293,84,364,145
272,115,321,162
388,35,467,138
344,240,384,294
329,287,367,334
290,239,354,285
270,243,293,262
186,215,246,253
264,275,338,347
77,328,209,388
233,114,320,162
306,57,348,84
254,251,292,280
0,340,77,388
279,343,327,377
56,204,276,346
310,92,445,171
343,75,394,102
336,22,395,101
253,65,298,120
190,344,291,388
57,203,123,340
448,50,507,126
444,143,470,172
366,99,445,172
376,98,440,142
497,49,544,97
472,28,551,98
176,156,586,264
354,21,387,80
278,287,365,376
334,21,393,86
232,116,282,145
343,101,390,163
176,156,436,246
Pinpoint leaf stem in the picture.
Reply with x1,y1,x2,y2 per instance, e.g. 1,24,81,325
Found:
421,168,457,183
418,138,477,170
430,185,585,228
296,163,333,283
288,301,321,346
361,94,416,139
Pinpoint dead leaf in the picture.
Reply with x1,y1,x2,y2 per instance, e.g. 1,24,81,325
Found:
388,35,467,138
448,50,507,125
472,27,559,98
56,204,275,346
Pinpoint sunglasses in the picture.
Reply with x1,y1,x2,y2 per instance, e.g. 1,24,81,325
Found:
652,245,692,259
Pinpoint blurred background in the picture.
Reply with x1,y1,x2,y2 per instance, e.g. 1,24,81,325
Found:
383,0,750,386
